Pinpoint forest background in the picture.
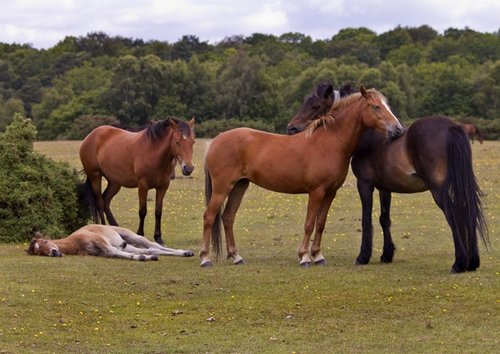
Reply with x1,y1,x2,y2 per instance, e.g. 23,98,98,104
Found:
0,25,499,139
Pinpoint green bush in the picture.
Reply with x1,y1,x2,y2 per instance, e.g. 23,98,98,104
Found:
0,114,89,242
196,118,275,138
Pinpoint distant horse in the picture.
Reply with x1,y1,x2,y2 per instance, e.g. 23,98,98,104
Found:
27,225,195,260
461,123,483,144
80,117,195,245
287,82,488,273
200,85,404,267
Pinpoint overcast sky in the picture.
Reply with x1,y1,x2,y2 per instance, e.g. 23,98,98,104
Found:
1,0,499,49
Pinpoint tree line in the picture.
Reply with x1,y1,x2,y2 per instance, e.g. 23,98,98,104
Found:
0,26,499,140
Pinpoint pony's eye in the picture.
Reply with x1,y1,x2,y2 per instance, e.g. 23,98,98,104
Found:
372,105,380,110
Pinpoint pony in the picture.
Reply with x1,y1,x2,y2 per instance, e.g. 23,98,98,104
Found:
26,225,195,260
80,117,195,245
460,123,484,144
200,85,404,267
287,82,489,273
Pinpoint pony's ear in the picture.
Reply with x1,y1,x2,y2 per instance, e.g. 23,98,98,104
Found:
188,117,195,129
360,84,368,98
169,119,180,133
33,231,43,239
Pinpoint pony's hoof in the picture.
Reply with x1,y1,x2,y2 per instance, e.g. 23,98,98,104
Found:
200,260,213,268
184,250,195,257
152,255,159,261
300,261,311,268
234,259,245,265
355,258,369,265
314,259,327,266
139,255,147,262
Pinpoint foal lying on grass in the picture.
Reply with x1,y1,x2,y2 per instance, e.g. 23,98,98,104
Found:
27,225,195,261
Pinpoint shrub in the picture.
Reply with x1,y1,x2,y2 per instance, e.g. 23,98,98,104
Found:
0,114,89,242
196,118,275,138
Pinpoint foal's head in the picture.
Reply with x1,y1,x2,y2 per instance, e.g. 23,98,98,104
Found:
170,118,196,176
27,233,62,257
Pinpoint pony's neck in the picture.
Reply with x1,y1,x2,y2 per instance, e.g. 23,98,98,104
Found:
322,104,367,154
53,238,81,255
144,129,176,161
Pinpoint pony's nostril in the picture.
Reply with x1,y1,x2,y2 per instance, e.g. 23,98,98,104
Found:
287,126,299,135
182,165,194,176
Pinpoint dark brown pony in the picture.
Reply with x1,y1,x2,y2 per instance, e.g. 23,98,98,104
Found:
287,83,488,273
200,86,404,267
461,123,483,144
80,117,195,245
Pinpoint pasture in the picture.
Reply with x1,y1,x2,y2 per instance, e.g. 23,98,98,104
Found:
0,139,498,353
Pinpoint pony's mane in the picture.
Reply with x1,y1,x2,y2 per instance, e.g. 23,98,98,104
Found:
305,89,385,137
145,117,191,141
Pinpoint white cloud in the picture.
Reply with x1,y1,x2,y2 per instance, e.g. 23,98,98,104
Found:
0,0,498,48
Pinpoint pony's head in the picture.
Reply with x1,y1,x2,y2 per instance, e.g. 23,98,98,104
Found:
170,117,196,176
287,81,356,135
358,85,404,139
26,232,62,257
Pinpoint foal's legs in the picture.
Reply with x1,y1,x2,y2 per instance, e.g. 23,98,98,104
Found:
153,185,169,245
222,179,250,265
379,190,396,263
355,179,375,265
103,182,121,226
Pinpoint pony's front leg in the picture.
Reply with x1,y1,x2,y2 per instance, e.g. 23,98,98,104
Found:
154,185,169,245
378,190,396,263
310,192,336,266
355,179,375,265
298,191,324,267
136,184,149,237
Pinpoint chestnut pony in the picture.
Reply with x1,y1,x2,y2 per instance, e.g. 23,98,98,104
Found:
27,225,195,260
200,86,404,267
80,117,195,245
461,123,483,144
287,82,488,273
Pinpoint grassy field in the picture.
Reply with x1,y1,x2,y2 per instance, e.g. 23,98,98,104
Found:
0,139,498,353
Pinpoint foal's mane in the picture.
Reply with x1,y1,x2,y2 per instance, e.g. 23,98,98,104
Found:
306,89,384,137
145,117,191,142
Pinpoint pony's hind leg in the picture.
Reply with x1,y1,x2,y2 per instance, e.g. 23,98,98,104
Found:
103,182,121,226
379,190,396,263
89,175,106,224
115,227,195,257
222,179,250,265
105,246,159,261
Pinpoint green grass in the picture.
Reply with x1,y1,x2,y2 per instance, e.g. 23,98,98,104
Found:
0,139,498,353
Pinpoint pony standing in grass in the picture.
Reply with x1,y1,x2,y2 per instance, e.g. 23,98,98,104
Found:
200,85,404,267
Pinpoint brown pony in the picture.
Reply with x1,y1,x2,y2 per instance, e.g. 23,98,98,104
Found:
80,117,195,245
461,123,483,144
287,82,489,273
200,86,404,267
27,225,195,260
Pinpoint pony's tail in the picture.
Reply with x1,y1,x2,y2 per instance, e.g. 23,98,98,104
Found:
81,176,99,223
440,126,489,269
205,163,223,260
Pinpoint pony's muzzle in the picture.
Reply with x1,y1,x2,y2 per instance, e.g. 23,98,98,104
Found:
389,124,405,139
181,163,194,176
50,249,62,257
